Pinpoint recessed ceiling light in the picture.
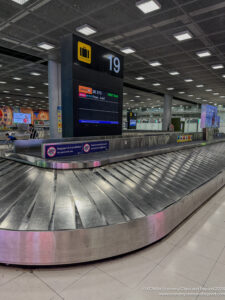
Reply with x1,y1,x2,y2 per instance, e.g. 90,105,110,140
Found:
38,92,43,94
205,89,212,92
3,91,9,93
196,84,204,88
27,86,35,89
135,95,140,98
222,75,225,78
76,24,97,36
196,97,201,100
149,61,161,67
14,88,21,91
37,42,55,50
11,0,30,4
169,71,180,76
25,94,31,96
220,96,225,98
203,100,207,102
140,101,145,103
13,77,22,80
178,91,185,94
30,72,41,76
43,82,48,86
196,50,211,58
136,0,161,14
136,76,145,80
0,81,6,84
188,94,194,97
213,92,219,95
120,47,136,54
153,83,160,86
123,93,127,95
211,64,224,69
147,98,151,100
130,99,134,101
184,79,193,82
174,30,193,41
167,87,174,90
6,97,11,99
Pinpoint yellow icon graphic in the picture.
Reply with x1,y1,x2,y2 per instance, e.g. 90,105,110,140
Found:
78,41,91,64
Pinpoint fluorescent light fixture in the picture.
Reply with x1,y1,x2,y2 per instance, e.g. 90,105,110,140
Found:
149,61,161,67
13,77,22,80
196,84,204,88
203,100,207,102
140,101,144,103
0,81,6,84
222,75,225,78
37,42,55,50
136,76,145,80
196,97,201,100
153,83,160,86
184,79,193,82
220,96,225,98
130,99,134,101
213,92,219,95
3,91,9,93
174,30,193,41
11,0,30,4
76,24,97,36
205,89,212,92
211,64,224,69
25,94,31,96
38,92,43,94
147,98,151,100
209,101,213,104
167,87,174,90
43,82,48,86
120,47,136,54
30,72,41,76
14,88,21,91
188,94,194,97
135,95,140,98
169,71,180,76
196,50,211,58
27,86,35,89
136,0,161,14
178,91,185,94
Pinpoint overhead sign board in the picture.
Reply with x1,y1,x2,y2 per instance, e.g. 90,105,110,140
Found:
61,34,124,137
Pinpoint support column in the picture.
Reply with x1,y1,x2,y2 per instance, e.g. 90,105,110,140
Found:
48,60,62,139
162,94,172,131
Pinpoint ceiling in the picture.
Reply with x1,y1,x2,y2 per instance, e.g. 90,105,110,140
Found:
0,0,225,110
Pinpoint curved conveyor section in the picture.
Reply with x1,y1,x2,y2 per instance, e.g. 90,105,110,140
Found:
0,142,225,265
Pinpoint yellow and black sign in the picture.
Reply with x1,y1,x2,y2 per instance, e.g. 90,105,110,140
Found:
177,135,192,143
77,41,91,64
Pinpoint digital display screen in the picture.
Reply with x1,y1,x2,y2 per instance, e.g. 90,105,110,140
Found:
78,85,119,125
13,113,31,124
130,119,137,127
201,105,220,128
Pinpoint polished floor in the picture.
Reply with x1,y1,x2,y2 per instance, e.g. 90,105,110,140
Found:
1,187,225,300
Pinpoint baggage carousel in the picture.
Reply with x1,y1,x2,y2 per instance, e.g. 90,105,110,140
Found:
0,141,225,265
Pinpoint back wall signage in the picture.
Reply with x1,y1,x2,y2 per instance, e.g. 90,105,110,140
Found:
61,34,124,137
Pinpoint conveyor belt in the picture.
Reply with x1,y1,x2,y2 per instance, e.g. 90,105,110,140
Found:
0,142,225,265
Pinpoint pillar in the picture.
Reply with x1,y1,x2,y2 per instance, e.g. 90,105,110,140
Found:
48,60,62,139
162,94,172,131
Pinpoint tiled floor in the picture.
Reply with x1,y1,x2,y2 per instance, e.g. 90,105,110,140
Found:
1,187,225,300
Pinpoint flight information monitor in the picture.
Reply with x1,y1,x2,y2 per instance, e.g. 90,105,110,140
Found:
61,34,124,137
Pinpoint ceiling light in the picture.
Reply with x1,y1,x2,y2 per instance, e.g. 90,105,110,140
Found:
13,77,22,80
38,92,43,94
188,94,194,97
184,79,193,82
209,101,213,104
149,61,161,67
196,50,211,58
30,72,41,76
153,83,160,86
123,93,127,95
211,64,224,69
76,24,97,36
15,88,21,91
178,91,185,94
147,98,151,100
203,100,207,102
140,101,144,103
120,47,136,54
28,86,35,89
174,30,193,41
43,82,48,86
25,94,31,96
169,71,180,76
213,92,219,95
37,42,55,50
0,81,6,84
136,0,161,14
196,97,201,100
205,89,212,92
222,75,225,78
167,87,174,90
130,99,134,101
11,0,30,4
220,96,225,98
6,97,11,99
3,91,9,93
135,95,140,98
196,84,204,88
136,76,145,80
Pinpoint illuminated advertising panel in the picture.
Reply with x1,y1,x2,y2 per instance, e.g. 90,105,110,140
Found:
13,113,31,124
201,104,220,128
